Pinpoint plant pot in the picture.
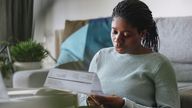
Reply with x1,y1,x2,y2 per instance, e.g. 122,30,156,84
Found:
13,61,42,71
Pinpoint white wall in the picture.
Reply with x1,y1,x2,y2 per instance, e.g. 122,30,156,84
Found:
52,0,119,30
52,0,192,30
40,0,192,66
143,0,192,17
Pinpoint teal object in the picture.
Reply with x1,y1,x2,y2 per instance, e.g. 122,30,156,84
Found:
84,18,112,68
57,24,88,65
57,17,113,70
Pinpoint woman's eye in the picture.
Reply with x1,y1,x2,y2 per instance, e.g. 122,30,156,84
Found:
124,32,130,37
112,30,118,35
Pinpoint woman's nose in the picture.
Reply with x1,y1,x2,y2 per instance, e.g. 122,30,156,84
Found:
115,33,124,43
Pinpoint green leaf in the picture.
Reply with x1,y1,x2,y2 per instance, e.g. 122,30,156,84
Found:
11,40,48,62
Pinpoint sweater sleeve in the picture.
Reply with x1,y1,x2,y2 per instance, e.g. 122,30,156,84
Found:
122,97,151,108
122,61,180,108
153,61,180,108
89,51,101,72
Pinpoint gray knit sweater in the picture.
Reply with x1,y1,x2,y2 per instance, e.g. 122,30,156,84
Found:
89,47,180,108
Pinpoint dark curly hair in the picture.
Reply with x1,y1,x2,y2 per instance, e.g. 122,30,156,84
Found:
112,0,159,52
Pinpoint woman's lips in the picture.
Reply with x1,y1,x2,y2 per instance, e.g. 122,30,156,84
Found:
115,46,124,51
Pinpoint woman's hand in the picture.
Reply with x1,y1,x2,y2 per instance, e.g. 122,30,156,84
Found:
86,95,125,108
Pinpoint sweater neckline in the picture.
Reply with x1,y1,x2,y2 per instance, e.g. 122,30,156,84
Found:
114,50,157,57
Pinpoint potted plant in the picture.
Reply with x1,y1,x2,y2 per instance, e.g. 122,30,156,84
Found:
11,40,48,71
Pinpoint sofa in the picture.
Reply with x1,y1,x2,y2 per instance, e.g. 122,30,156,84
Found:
0,72,78,108
12,16,192,108
155,16,192,107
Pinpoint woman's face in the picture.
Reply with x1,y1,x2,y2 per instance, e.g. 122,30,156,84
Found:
111,16,144,54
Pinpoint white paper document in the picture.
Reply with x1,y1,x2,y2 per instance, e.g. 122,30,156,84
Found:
44,68,103,95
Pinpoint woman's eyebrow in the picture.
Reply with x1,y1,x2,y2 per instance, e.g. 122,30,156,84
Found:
112,27,132,33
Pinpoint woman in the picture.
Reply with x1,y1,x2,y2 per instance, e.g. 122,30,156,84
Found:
87,0,180,108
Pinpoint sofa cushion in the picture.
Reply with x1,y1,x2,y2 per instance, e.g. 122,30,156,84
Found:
156,16,192,63
172,62,192,81
13,69,49,88
63,20,87,42
57,24,88,66
57,17,112,70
